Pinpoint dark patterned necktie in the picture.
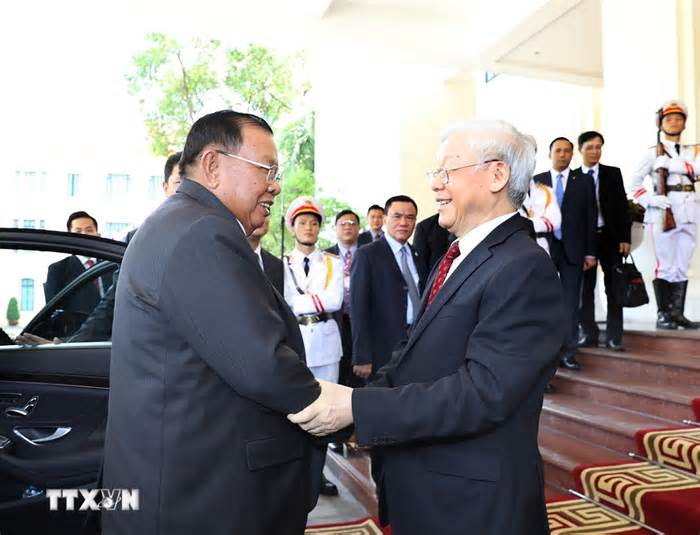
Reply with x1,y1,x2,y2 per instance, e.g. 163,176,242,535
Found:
427,241,462,306
303,257,310,277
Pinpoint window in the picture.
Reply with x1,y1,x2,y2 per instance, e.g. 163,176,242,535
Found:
148,175,161,197
22,220,35,229
485,72,500,83
68,173,79,196
20,279,34,311
12,219,19,228
105,222,130,239
39,220,46,229
106,173,131,195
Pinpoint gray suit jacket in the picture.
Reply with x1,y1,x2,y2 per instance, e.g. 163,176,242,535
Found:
103,179,321,535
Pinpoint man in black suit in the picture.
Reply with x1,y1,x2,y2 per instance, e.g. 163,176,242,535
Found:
44,211,111,318
326,209,363,390
291,120,565,534
349,195,427,383
576,131,631,351
412,213,453,274
534,137,597,369
247,216,283,294
358,204,385,246
103,111,324,535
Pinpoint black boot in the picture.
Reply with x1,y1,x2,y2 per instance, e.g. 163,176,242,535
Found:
653,279,677,330
319,473,339,496
670,281,699,329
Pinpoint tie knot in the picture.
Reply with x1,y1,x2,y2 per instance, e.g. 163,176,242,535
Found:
587,169,594,176
86,259,95,268
345,251,351,259
557,173,563,180
445,241,461,261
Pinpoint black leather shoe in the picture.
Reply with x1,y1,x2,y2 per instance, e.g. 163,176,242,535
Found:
577,336,597,348
605,340,625,352
328,442,344,453
320,475,339,496
544,383,555,394
560,355,581,370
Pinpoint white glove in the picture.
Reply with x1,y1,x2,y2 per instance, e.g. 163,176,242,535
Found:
653,155,670,171
648,194,672,209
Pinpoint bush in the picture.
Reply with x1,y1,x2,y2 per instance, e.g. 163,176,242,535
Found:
6,297,19,326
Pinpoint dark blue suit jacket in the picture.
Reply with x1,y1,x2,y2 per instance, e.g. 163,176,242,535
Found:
352,214,565,534
534,169,597,264
350,236,427,374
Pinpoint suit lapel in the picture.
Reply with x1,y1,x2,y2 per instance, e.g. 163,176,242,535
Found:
400,214,527,359
379,237,404,283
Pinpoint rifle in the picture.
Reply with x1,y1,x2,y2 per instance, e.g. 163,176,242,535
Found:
657,109,676,232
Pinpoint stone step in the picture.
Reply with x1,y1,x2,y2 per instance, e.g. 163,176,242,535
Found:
539,426,628,493
552,369,697,422
624,329,700,358
540,393,677,454
576,346,700,386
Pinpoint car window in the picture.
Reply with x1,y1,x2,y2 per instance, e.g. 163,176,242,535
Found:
0,248,119,344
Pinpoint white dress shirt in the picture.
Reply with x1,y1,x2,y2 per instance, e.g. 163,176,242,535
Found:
550,168,571,193
253,245,264,270
444,212,518,283
384,233,420,324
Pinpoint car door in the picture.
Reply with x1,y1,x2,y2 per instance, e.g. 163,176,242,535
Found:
0,228,125,535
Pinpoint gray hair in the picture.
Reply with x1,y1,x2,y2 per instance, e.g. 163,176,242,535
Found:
441,119,536,209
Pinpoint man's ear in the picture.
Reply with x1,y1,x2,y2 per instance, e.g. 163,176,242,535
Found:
200,150,221,190
489,161,509,193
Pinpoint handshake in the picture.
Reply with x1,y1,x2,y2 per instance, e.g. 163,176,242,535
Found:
288,380,354,436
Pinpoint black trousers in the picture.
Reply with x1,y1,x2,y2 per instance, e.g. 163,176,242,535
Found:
580,227,624,343
338,313,365,388
549,238,583,360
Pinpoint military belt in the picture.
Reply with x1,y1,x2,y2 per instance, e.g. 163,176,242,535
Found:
297,312,333,326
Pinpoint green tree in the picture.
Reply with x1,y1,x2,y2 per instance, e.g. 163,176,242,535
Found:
6,297,19,326
128,35,357,254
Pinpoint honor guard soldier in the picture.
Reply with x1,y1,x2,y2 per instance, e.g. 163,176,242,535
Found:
630,100,700,329
284,196,344,496
521,179,562,256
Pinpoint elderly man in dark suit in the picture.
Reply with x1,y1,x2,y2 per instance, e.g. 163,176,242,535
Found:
103,111,323,535
291,119,565,535
575,131,631,351
534,137,597,370
349,195,427,382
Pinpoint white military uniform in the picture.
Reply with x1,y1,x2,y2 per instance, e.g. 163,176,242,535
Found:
629,140,700,282
521,180,562,255
284,247,344,382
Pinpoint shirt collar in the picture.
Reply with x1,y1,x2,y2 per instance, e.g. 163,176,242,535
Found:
581,163,599,175
384,233,407,255
550,168,570,180
337,243,358,257
291,246,319,260
454,212,518,256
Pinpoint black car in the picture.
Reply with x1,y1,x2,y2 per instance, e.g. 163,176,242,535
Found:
0,228,125,534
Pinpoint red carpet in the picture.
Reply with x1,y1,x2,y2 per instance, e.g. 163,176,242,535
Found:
635,426,700,476
692,398,700,421
306,517,389,534
574,461,700,535
546,497,647,534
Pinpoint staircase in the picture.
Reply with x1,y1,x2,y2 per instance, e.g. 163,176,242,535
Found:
540,328,700,532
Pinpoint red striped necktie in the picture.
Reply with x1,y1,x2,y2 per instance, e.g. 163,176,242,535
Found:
427,241,462,306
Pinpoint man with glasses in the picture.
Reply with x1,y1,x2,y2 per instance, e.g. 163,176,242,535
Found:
289,120,564,535
103,110,325,535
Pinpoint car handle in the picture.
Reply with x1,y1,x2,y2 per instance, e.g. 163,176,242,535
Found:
13,427,72,447
4,396,38,418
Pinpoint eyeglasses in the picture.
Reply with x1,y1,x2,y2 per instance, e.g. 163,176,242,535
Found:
215,149,282,183
337,220,358,227
426,159,499,185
